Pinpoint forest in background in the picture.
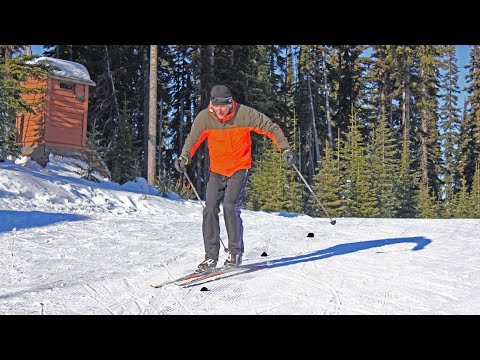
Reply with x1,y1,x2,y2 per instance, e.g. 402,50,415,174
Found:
1,45,479,219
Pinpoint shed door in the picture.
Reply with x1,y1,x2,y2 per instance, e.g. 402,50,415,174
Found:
47,79,84,148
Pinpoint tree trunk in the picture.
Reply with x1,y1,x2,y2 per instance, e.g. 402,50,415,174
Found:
147,45,158,185
419,67,429,189
308,125,314,183
402,73,410,145
307,75,321,169
379,83,386,122
322,48,334,155
202,45,215,196
179,101,184,154
142,46,150,178
157,97,164,173
298,115,302,173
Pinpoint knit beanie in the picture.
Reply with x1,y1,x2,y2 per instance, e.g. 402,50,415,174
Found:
210,85,233,105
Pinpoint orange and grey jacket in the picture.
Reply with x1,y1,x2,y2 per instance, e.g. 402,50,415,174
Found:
181,101,290,177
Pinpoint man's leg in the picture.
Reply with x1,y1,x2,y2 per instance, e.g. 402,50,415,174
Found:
202,171,226,262
223,169,250,256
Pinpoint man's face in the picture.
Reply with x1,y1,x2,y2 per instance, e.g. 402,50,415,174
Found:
211,103,232,119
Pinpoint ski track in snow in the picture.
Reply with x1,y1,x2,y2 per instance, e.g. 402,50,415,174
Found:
2,158,480,314
1,210,480,315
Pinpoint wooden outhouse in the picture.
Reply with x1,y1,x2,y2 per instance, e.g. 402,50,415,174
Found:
16,57,96,166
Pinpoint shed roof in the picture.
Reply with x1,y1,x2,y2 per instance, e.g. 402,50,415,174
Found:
34,57,96,86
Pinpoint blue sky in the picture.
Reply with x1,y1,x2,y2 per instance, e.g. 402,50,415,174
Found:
455,45,469,105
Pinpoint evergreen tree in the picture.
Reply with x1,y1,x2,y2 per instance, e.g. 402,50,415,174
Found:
418,184,439,218
370,115,399,217
416,45,443,199
341,110,377,216
356,148,380,217
438,45,461,217
247,140,285,212
457,99,472,191
81,118,104,182
453,178,471,218
329,45,367,137
366,46,396,139
106,106,140,184
462,45,480,190
0,49,50,160
469,160,480,218
395,123,418,218
311,143,344,217
282,164,303,213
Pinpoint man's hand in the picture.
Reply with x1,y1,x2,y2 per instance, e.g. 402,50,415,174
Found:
282,148,295,166
174,155,189,173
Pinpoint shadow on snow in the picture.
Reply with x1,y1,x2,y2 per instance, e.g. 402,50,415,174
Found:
0,210,88,233
188,236,432,287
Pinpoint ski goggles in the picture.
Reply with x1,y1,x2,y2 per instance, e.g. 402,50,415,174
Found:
211,96,233,105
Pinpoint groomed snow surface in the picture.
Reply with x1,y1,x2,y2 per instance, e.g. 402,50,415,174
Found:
1,155,479,315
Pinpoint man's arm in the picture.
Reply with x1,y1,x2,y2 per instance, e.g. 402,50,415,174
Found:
180,113,208,161
246,106,290,151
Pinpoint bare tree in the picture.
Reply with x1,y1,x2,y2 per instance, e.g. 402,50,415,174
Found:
104,45,120,120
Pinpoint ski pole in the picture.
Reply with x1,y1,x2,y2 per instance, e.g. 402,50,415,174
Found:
183,171,229,252
291,163,337,225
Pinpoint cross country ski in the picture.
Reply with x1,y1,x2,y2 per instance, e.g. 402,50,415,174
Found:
150,263,268,289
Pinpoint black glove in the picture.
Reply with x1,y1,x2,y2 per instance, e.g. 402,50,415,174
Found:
282,148,295,166
174,155,189,173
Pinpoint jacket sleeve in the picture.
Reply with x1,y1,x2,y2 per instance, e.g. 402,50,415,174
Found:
246,106,290,151
181,113,208,160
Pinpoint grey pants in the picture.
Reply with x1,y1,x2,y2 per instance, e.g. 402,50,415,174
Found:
202,169,250,261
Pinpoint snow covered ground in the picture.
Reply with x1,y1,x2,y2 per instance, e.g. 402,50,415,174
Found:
1,155,479,315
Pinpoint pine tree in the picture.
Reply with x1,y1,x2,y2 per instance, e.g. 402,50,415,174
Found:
367,45,396,137
0,49,50,160
106,106,140,184
395,124,418,218
81,118,104,182
341,110,377,216
247,140,285,212
438,45,461,217
418,184,439,218
311,143,344,217
457,99,472,191
462,45,480,190
416,45,443,199
453,178,471,218
370,115,399,217
329,45,367,136
469,160,480,218
282,164,303,213
356,148,379,217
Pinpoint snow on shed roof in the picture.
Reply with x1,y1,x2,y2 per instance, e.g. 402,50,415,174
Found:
34,57,96,86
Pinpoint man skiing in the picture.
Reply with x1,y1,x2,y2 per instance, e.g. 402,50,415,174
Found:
175,84,295,273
